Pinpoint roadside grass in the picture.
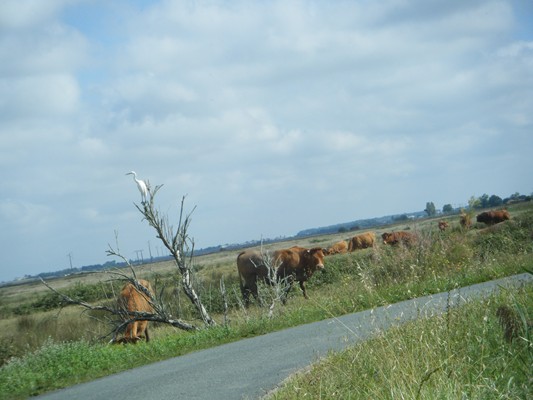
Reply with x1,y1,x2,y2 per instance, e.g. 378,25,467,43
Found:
268,285,533,400
0,204,532,398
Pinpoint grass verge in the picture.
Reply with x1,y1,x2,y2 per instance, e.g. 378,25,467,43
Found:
268,285,533,399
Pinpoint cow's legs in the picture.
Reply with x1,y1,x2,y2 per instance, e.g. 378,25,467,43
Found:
299,281,308,299
242,281,260,307
240,281,250,307
144,326,150,342
124,322,133,340
241,286,249,306
130,321,139,340
280,275,294,304
250,281,265,306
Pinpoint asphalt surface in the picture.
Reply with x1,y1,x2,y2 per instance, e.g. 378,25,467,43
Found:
38,273,532,400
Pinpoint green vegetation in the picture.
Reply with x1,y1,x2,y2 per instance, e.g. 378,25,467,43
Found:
442,203,453,213
424,201,436,216
268,286,532,399
9,282,116,316
0,202,532,399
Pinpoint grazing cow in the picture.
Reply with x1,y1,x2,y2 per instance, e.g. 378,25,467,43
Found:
116,279,154,344
476,210,510,225
237,247,326,305
347,232,376,251
382,231,417,246
438,220,449,231
324,240,348,255
276,247,326,301
460,213,472,229
236,250,272,305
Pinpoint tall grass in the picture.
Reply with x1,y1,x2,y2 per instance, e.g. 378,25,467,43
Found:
0,204,532,398
268,285,533,400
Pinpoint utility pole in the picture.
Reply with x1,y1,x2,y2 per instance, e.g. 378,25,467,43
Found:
134,250,144,265
67,252,74,273
147,241,153,262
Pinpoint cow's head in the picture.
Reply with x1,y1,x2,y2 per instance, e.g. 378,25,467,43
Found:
381,232,392,244
304,248,325,272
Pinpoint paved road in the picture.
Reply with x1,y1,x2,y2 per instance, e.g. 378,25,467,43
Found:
39,273,532,400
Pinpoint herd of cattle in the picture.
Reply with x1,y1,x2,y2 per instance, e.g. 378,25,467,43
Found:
114,208,511,343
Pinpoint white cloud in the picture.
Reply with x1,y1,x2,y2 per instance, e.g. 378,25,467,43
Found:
0,0,71,29
0,74,80,119
0,199,54,234
78,137,110,157
0,21,88,77
497,40,533,58
324,131,409,155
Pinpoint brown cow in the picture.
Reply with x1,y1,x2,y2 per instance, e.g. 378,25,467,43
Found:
438,220,449,231
276,247,326,302
324,240,348,255
116,279,154,344
347,232,375,251
236,250,272,305
237,247,325,305
476,210,510,225
382,231,417,246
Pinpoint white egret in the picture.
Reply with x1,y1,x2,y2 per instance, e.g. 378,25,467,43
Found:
126,171,148,202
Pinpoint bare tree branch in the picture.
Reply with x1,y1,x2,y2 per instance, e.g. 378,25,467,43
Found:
40,277,198,339
248,241,290,315
136,189,216,327
220,277,229,326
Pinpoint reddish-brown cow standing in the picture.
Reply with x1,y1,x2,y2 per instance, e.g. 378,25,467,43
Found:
117,279,154,344
347,232,376,251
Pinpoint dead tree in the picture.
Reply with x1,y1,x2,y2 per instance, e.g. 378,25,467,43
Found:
136,184,216,327
40,180,215,342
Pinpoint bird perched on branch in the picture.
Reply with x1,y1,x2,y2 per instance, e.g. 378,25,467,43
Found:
126,171,148,202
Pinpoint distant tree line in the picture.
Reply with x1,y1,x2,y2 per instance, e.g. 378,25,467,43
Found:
468,192,531,210
424,191,531,217
30,260,128,281
300,211,428,236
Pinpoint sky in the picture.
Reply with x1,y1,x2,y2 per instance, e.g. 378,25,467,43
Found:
1,0,532,282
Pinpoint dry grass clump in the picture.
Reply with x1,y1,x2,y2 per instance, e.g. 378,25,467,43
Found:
359,230,474,289
460,210,473,229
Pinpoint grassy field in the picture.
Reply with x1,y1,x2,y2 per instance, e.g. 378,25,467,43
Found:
0,202,532,399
